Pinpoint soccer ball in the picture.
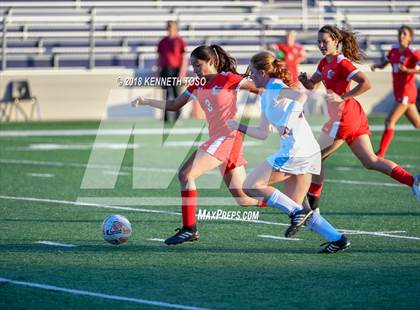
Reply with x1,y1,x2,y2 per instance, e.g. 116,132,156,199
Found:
102,214,132,245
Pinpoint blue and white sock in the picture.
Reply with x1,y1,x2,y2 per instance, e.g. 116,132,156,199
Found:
306,212,342,242
266,189,303,216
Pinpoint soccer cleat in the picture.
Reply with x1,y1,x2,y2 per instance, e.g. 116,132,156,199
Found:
284,208,313,238
319,235,351,254
164,227,200,245
412,174,420,204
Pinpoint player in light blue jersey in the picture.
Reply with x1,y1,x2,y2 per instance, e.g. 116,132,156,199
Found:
227,51,350,253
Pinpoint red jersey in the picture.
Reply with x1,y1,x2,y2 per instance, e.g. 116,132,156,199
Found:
276,43,305,82
185,72,244,138
386,45,420,104
316,54,370,144
157,35,186,68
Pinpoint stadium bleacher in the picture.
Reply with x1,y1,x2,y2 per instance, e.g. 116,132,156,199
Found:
0,0,419,69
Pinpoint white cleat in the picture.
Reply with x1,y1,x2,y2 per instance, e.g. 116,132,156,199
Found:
412,174,420,204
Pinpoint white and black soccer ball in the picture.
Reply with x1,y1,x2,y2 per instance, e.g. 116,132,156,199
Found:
102,214,132,245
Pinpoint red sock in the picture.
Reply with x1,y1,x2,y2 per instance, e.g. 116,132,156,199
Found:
181,190,197,228
390,166,414,187
308,183,323,198
258,201,268,207
377,128,394,158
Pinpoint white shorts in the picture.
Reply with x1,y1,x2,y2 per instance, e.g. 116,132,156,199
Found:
266,151,321,175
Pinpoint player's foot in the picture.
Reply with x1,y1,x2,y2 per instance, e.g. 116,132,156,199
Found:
307,193,320,212
164,227,200,245
412,174,420,204
284,208,313,238
319,235,351,254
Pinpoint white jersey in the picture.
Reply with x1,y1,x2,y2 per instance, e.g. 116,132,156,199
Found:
262,78,321,175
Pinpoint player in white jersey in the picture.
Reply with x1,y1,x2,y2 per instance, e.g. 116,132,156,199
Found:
228,51,350,253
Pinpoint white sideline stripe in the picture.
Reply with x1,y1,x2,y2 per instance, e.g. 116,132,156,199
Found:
36,241,78,248
325,179,403,187
26,173,55,178
0,158,412,187
258,235,301,241
0,195,419,241
0,277,207,310
0,124,416,137
147,238,165,242
0,195,180,216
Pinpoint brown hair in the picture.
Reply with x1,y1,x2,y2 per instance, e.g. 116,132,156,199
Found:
319,25,364,63
250,51,292,87
398,25,414,43
190,44,239,75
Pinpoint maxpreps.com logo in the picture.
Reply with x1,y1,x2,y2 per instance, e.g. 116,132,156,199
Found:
327,69,335,79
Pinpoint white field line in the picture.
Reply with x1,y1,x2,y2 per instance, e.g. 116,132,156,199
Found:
0,195,419,241
0,158,413,186
258,235,301,241
147,238,165,242
0,277,208,310
26,173,55,178
0,124,416,137
35,241,78,248
3,140,260,152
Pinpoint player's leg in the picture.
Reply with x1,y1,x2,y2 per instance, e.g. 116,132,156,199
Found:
307,133,345,211
222,165,263,206
376,102,409,157
404,103,420,129
165,149,223,245
349,134,419,203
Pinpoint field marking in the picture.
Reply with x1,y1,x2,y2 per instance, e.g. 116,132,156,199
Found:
35,241,78,248
26,173,55,178
0,277,207,310
0,124,416,137
0,195,419,241
147,238,165,242
0,158,414,187
258,235,301,241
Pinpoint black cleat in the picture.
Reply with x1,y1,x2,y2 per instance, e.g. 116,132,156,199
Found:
284,209,313,238
319,235,351,254
164,227,200,245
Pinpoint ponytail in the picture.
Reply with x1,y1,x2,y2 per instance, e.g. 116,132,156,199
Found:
250,52,293,87
319,25,364,63
190,44,239,74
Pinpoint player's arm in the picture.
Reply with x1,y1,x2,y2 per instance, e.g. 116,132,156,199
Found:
371,59,389,71
227,113,270,140
131,92,190,111
398,64,420,74
298,71,322,89
277,88,308,104
238,79,262,94
341,71,371,100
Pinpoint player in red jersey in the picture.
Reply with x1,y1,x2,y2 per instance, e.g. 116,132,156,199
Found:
371,25,420,158
298,25,420,211
132,45,263,245
269,30,307,83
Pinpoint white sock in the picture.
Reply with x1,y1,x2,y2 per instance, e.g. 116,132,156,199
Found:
306,212,342,242
266,189,303,216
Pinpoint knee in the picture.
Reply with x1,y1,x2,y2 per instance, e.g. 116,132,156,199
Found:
177,168,194,184
360,156,377,170
384,118,393,128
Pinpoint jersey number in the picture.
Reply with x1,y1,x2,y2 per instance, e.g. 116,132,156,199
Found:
204,99,213,112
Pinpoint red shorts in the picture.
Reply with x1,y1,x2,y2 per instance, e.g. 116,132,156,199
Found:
394,83,417,104
200,131,247,174
323,98,371,145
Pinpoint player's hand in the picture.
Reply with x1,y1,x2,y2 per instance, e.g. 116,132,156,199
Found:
398,64,408,73
326,90,344,105
298,72,308,83
131,96,146,108
227,119,240,131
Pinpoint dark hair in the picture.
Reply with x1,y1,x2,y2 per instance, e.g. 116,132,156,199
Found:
398,25,414,42
319,25,364,63
250,51,292,87
190,44,239,74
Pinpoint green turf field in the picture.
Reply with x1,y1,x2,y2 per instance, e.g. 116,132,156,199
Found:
0,117,419,309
